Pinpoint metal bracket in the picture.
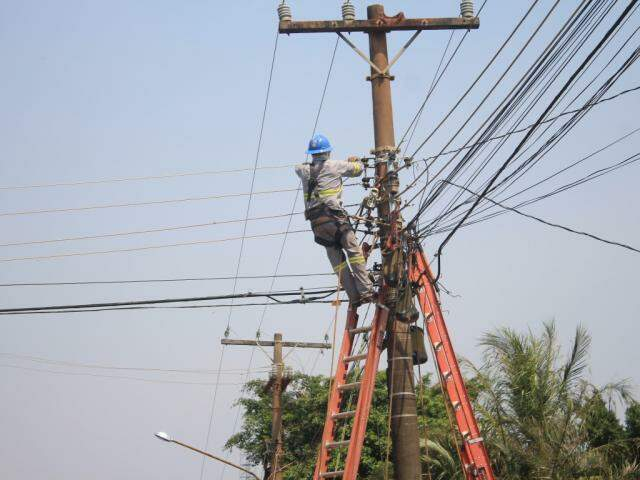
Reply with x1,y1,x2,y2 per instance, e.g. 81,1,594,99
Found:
367,72,395,82
337,29,421,79
337,32,384,74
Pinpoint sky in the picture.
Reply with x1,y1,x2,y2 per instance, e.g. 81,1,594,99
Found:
0,1,639,479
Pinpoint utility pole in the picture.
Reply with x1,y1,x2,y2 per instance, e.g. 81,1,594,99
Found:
278,3,479,479
222,334,331,480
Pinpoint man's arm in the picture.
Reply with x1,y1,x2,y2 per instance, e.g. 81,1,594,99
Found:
337,157,364,178
294,164,307,180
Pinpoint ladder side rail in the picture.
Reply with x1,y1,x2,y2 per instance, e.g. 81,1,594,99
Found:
410,262,476,479
314,309,360,479
342,304,389,479
410,252,478,436
411,249,496,480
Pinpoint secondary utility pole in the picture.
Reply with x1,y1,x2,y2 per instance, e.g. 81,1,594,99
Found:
279,3,479,479
222,334,331,480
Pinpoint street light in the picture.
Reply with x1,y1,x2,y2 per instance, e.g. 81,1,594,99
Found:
154,431,260,480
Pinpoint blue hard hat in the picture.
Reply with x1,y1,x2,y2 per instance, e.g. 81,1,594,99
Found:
306,134,332,155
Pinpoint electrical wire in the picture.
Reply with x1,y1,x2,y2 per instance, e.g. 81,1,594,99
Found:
201,27,280,480
0,353,272,375
425,126,640,234
408,0,543,158
0,229,310,263
427,2,640,280
443,181,640,254
0,286,338,314
415,84,640,167
0,163,297,191
398,0,490,150
0,299,345,315
401,0,601,214
0,272,333,288
223,35,342,479
429,150,640,236
417,5,630,235
0,363,251,386
0,211,307,247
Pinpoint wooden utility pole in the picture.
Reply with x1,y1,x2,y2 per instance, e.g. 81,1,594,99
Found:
221,334,331,480
279,3,479,479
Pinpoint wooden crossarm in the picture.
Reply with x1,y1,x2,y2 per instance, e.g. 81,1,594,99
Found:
279,17,479,34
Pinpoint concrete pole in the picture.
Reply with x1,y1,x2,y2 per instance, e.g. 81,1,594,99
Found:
367,4,421,479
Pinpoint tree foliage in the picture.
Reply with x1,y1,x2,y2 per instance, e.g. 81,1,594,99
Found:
226,323,637,479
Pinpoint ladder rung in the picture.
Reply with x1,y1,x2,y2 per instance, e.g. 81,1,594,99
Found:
320,471,345,478
348,325,372,335
344,353,368,363
338,382,361,391
331,410,356,420
326,439,351,449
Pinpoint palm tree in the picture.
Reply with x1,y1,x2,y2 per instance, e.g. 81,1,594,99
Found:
463,322,636,479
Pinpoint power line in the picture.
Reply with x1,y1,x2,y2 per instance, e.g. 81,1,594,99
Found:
0,285,338,314
0,182,357,217
425,127,640,233
0,163,297,191
408,0,543,157
0,272,333,288
0,363,250,386
223,35,342,480
428,2,640,281
399,0,570,216
403,0,608,215
446,150,640,234
398,0,491,150
200,28,280,480
407,0,628,231
0,186,298,218
443,181,640,254
0,211,306,247
0,202,358,248
0,353,272,375
415,85,640,170
0,229,310,263
0,299,343,315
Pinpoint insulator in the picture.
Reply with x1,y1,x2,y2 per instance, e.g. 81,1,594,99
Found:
460,0,474,19
277,2,292,22
342,1,356,21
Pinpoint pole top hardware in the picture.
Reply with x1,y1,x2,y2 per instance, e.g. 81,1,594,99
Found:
277,1,292,22
367,72,395,82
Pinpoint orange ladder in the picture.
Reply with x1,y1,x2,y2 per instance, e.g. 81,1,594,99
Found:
409,246,496,480
313,301,389,479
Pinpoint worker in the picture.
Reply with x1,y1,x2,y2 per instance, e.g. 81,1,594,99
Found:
295,134,374,307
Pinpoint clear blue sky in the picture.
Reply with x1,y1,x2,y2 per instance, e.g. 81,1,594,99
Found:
1,1,638,479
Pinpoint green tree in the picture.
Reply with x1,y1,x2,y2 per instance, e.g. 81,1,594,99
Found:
469,322,636,479
227,323,638,479
626,402,640,465
225,369,450,479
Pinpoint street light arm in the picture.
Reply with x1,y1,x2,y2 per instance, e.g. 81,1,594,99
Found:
170,440,261,480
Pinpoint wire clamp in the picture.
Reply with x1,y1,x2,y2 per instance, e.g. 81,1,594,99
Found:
299,287,306,304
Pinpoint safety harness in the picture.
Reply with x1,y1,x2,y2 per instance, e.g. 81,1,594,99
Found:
305,163,352,249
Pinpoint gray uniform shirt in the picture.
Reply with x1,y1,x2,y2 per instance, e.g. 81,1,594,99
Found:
295,159,364,212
